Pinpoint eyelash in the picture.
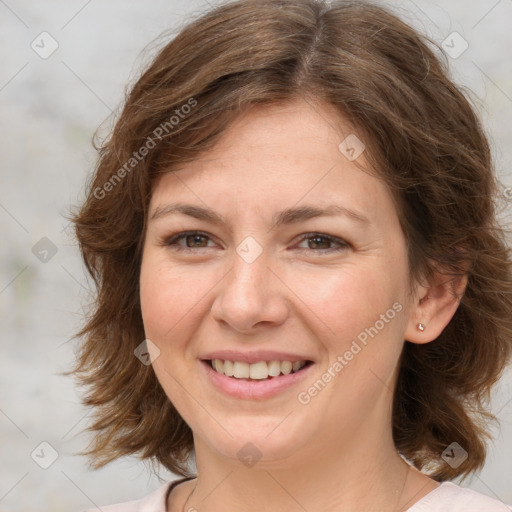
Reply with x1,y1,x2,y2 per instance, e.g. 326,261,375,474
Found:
162,230,350,255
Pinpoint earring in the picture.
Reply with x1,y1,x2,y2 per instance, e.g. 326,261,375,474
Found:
417,323,426,332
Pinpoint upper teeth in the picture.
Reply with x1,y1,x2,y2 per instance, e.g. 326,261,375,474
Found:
211,359,307,379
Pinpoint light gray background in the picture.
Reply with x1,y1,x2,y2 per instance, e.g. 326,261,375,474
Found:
1,1,511,511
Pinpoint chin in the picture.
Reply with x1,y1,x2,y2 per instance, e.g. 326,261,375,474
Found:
195,415,314,470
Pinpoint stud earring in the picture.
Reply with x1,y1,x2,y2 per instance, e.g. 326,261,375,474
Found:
417,323,426,332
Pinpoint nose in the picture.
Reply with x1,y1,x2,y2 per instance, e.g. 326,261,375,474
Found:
210,247,289,334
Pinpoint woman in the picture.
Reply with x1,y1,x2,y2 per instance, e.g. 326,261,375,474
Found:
71,0,512,510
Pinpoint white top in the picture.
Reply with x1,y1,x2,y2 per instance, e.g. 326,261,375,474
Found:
80,479,512,512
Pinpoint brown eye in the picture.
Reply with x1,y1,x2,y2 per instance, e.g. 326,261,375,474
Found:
164,231,215,251
295,233,350,254
307,235,332,250
184,234,209,247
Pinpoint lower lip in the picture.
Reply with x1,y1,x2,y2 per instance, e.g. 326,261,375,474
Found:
201,360,314,400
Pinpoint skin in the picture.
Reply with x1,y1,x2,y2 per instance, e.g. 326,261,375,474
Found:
139,99,467,512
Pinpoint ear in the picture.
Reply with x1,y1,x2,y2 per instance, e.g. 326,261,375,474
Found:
404,269,468,344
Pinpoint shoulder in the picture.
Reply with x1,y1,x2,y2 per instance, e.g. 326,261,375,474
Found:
408,481,512,512
78,480,172,512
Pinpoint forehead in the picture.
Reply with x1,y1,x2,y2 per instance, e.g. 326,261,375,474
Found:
149,99,398,229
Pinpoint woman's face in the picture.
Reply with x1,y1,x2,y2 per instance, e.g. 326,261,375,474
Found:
140,99,418,468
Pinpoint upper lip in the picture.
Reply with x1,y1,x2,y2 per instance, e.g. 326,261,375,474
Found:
201,350,314,364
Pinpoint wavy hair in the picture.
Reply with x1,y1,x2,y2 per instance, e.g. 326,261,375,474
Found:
69,0,512,481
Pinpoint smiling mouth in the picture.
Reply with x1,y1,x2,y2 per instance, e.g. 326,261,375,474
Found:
205,359,314,380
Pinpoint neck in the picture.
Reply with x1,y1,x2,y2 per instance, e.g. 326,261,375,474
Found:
184,424,415,512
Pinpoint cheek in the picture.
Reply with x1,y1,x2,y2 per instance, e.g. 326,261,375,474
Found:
298,266,407,416
139,254,201,412
139,251,221,355
139,254,190,341
293,261,403,349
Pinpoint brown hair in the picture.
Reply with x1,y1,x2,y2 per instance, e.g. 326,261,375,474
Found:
69,0,512,481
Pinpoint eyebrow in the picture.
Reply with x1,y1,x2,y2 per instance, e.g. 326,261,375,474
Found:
150,202,370,227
